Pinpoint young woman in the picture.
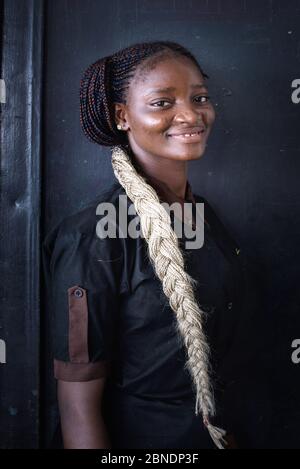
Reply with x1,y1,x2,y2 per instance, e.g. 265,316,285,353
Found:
43,40,246,449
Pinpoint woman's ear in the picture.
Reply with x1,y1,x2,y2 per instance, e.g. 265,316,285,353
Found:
114,102,129,130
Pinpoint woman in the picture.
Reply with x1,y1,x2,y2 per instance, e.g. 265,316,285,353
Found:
43,40,246,449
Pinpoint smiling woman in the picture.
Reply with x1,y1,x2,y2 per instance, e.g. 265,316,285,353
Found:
43,40,245,450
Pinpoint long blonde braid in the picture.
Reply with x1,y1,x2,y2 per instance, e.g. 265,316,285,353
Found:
111,145,227,449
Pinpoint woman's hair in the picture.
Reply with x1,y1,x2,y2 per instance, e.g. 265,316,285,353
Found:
79,40,226,448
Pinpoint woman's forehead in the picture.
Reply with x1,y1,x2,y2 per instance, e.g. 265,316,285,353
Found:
129,57,205,95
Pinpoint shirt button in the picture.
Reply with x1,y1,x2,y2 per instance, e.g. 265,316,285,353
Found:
227,301,233,310
74,288,83,298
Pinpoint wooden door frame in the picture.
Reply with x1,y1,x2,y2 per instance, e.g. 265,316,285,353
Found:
0,0,44,448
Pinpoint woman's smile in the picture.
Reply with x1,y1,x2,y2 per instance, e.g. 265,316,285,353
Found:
166,126,206,143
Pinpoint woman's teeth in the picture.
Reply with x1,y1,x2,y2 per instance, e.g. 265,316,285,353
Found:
169,131,203,137
169,130,203,137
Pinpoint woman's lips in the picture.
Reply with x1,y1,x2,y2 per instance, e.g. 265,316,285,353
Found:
167,130,205,143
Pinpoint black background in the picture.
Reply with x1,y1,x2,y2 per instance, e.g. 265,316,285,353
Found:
1,0,300,448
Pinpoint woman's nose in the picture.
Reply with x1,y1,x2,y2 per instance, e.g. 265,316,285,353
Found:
174,103,205,124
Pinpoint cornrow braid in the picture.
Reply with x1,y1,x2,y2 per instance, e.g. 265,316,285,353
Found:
79,40,227,449
79,56,120,146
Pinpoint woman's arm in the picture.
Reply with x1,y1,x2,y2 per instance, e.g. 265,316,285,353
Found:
57,376,111,449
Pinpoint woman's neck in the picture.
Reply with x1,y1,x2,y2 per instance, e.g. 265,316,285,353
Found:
127,146,188,200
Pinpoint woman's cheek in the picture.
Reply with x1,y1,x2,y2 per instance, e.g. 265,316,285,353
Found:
141,120,167,136
208,106,216,125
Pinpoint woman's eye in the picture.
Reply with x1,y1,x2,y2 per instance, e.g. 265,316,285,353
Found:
151,100,170,107
194,95,210,104
151,96,211,108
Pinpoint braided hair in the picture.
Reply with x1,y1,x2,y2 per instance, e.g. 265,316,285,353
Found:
79,40,227,449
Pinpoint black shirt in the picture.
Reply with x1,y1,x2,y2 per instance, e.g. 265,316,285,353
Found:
42,178,247,449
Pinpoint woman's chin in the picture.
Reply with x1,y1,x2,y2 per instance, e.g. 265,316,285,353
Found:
167,143,207,160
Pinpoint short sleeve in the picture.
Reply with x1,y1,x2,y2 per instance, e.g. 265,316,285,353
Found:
42,210,124,382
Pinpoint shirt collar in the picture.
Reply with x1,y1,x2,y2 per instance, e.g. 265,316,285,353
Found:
135,168,211,231
136,169,198,229
137,169,196,207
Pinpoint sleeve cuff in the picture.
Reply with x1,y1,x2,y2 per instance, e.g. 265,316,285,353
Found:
54,359,110,381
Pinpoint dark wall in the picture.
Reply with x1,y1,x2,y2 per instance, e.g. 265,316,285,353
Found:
0,0,44,448
1,0,299,448
42,0,300,448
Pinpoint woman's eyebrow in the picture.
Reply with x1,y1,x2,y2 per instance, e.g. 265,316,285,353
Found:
144,84,207,96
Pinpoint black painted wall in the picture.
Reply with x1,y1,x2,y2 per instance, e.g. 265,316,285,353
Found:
0,0,44,449
1,0,300,448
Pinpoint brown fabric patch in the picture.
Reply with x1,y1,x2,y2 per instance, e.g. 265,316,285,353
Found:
67,285,89,363
54,359,109,381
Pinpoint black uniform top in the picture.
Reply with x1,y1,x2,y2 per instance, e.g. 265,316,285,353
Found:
42,175,248,449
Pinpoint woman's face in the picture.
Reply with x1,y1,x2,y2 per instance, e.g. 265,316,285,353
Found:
115,55,216,163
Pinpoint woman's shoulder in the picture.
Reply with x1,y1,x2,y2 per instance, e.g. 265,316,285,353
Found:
42,181,126,250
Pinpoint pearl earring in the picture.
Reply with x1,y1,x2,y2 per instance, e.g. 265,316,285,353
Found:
117,124,123,130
